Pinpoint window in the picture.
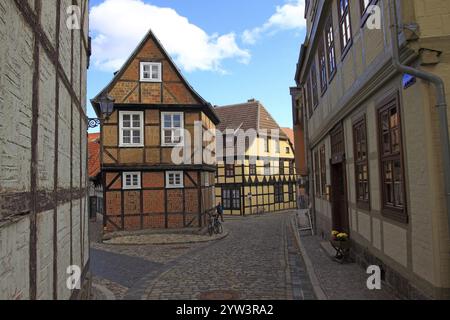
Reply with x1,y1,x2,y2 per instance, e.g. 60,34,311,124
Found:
275,184,284,203
288,183,294,202
166,171,184,188
360,0,378,26
353,117,370,207
306,77,313,118
249,164,257,176
325,14,337,79
119,111,144,147
289,161,295,175
318,34,327,93
123,172,141,190
162,112,184,146
140,62,162,82
361,0,377,15
338,0,352,55
279,160,285,175
275,139,280,154
320,145,327,195
263,136,270,153
286,147,291,154
202,172,211,187
264,162,271,176
223,188,240,210
378,94,406,222
314,151,320,197
311,63,319,108
225,164,235,177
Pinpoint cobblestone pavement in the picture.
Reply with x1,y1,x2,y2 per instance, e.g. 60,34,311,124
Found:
299,232,397,300
90,212,316,300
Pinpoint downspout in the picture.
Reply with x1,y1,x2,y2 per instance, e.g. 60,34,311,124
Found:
389,0,450,239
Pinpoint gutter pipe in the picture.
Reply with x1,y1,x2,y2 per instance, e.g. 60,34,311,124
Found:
389,0,450,239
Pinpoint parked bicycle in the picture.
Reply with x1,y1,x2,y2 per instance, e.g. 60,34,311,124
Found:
207,212,223,236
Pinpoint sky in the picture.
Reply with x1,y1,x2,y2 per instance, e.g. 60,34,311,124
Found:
87,0,306,131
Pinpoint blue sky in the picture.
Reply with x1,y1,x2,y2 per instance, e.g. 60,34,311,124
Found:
87,0,306,131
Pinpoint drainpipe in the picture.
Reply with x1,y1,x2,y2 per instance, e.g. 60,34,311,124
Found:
389,0,450,239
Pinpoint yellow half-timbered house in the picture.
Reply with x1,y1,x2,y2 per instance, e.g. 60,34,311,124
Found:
215,100,297,215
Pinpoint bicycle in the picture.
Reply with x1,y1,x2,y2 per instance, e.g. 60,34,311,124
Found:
207,212,223,236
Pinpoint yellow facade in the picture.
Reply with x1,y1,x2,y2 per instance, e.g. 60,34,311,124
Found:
294,0,450,299
215,135,297,215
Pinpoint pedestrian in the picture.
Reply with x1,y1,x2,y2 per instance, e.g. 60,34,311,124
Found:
216,202,224,222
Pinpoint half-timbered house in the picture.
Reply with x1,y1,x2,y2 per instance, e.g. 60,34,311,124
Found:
215,100,297,215
92,30,220,232
0,0,90,299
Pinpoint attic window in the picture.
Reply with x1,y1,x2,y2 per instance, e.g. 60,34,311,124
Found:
140,62,162,82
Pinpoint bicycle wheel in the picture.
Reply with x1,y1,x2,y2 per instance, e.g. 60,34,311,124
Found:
214,222,223,235
208,222,214,236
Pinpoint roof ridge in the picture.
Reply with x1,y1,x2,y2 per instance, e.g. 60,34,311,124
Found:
216,102,259,109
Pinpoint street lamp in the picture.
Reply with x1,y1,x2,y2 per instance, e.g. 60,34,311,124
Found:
88,94,115,129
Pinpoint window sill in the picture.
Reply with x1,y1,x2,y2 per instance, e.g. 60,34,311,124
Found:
166,186,184,189
140,79,162,83
161,143,184,148
119,144,144,148
123,187,141,190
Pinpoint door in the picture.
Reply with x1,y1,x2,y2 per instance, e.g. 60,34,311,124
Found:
330,123,349,233
89,196,97,220
331,162,349,233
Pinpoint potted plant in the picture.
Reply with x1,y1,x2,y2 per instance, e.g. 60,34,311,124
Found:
330,230,350,263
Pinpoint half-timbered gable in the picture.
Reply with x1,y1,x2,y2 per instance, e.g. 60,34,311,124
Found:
215,100,297,215
92,30,219,232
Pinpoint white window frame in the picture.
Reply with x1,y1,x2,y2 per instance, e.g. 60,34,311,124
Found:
119,111,144,147
123,172,141,190
166,171,184,189
140,62,162,82
161,112,184,147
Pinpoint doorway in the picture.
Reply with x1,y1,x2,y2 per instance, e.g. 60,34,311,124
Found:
331,162,349,233
330,124,349,233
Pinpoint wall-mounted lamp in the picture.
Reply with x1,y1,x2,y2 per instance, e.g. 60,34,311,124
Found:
88,94,115,129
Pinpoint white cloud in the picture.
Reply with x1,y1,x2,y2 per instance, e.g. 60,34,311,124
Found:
90,0,250,73
242,0,306,44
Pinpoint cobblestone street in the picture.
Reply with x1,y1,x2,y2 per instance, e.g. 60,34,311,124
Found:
90,212,316,300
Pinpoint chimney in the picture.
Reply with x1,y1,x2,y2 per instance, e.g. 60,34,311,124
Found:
248,98,256,103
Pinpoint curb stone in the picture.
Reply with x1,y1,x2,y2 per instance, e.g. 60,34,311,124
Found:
290,215,328,300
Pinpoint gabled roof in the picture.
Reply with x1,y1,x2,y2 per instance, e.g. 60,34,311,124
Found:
281,128,295,148
215,100,287,139
88,133,101,180
91,29,219,124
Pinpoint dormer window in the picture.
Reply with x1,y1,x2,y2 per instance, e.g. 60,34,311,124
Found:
140,62,162,82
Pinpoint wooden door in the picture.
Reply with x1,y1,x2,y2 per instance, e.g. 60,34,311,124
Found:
330,124,349,233
331,162,349,233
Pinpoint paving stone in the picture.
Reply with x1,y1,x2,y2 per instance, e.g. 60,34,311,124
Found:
299,233,397,300
89,212,317,300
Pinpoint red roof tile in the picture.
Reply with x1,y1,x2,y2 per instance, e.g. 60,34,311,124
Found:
281,128,295,149
88,133,101,179
215,100,287,139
